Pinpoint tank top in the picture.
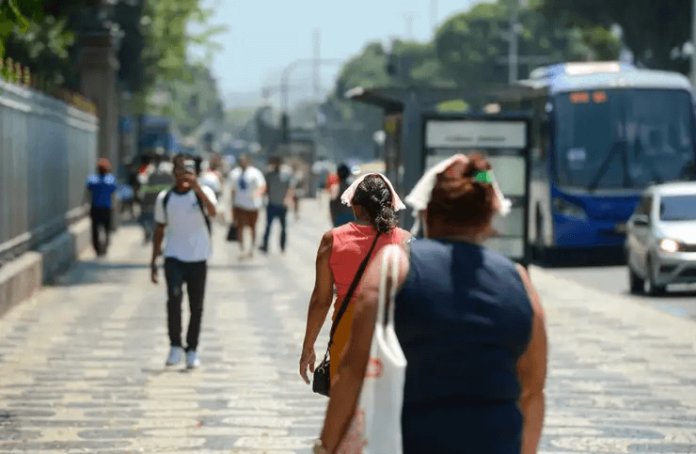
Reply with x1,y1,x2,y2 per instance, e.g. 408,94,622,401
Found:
394,239,533,454
329,223,403,307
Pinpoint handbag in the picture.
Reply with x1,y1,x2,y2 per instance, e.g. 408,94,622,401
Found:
226,223,238,242
312,232,382,397
337,245,407,454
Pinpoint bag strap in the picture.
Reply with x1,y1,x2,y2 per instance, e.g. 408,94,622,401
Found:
193,191,212,234
162,188,174,224
162,187,212,234
326,231,382,350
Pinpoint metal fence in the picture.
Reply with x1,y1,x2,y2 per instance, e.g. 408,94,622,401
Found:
0,80,99,266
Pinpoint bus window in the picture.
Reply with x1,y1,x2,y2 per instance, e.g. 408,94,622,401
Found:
553,89,695,189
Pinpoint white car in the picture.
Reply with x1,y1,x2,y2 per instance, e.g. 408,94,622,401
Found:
626,181,696,295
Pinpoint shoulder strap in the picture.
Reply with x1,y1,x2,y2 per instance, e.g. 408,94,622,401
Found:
193,191,212,234
328,231,382,347
162,187,211,234
162,188,174,224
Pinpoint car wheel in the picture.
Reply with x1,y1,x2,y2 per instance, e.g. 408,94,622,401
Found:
629,265,644,294
645,257,667,296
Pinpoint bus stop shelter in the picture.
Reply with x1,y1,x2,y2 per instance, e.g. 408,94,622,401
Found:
346,85,535,265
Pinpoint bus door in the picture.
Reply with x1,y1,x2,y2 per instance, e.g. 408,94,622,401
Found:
422,115,532,266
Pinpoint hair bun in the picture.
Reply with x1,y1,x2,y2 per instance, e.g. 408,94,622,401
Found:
427,154,496,230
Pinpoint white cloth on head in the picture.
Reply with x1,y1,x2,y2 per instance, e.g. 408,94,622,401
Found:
339,173,406,211
404,154,512,216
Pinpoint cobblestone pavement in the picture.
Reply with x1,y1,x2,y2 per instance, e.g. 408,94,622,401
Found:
2,197,696,453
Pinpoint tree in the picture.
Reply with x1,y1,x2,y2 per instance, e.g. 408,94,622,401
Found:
334,42,392,96
154,63,224,135
388,40,454,86
539,0,690,73
0,1,225,103
435,2,618,88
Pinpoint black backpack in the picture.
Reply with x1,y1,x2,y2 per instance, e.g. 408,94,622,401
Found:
162,188,212,234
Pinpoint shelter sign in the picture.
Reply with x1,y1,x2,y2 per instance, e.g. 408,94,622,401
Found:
423,117,531,265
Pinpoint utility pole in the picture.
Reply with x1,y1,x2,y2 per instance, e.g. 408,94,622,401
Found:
692,0,696,87
508,1,519,84
404,13,415,40
430,0,438,36
313,29,321,99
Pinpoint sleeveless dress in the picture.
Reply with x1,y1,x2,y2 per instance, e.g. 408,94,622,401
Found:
394,239,533,454
328,223,404,380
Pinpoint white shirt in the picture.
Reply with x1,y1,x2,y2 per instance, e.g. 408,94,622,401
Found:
154,186,218,262
230,166,266,210
200,170,221,194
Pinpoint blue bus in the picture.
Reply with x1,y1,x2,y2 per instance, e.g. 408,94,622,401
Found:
139,115,179,155
496,62,696,256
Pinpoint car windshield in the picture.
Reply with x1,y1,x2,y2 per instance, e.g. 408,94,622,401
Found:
659,194,696,221
554,89,696,189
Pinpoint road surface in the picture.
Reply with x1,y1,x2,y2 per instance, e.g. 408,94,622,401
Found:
2,199,696,453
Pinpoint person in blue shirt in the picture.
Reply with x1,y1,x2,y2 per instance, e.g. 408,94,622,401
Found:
86,158,118,256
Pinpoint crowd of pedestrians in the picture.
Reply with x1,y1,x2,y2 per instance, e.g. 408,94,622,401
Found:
85,150,548,453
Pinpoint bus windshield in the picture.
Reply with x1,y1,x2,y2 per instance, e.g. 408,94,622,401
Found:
554,89,696,190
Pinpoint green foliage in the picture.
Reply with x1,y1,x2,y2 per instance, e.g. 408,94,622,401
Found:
333,1,619,95
153,63,224,135
390,40,454,86
0,0,47,60
334,42,392,96
434,2,610,87
538,0,690,73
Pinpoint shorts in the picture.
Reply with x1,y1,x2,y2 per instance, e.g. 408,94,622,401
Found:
233,207,259,229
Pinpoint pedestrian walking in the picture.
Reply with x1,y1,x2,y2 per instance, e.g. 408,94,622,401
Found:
200,161,222,201
260,156,295,254
329,164,355,227
229,155,266,259
139,152,175,243
312,154,548,454
150,160,218,369
85,158,118,256
300,173,409,387
290,162,305,220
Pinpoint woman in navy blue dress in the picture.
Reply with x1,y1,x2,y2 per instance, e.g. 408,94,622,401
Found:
314,154,548,454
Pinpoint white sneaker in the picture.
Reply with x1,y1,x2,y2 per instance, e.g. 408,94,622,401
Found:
186,350,200,369
166,346,184,366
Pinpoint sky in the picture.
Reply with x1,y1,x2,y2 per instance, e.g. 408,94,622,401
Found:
194,0,488,109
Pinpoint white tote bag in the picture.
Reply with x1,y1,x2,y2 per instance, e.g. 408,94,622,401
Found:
337,245,407,454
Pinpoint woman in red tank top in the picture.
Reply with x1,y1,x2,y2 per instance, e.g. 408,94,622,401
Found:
300,174,410,385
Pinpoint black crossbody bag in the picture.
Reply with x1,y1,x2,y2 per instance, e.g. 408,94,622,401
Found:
312,232,382,397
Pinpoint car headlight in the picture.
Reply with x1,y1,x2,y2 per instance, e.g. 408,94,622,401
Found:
659,239,681,253
553,197,587,220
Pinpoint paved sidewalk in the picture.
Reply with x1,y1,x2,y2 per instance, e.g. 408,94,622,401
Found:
1,199,696,453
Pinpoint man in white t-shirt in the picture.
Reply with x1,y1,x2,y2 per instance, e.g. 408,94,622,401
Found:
229,155,266,259
151,159,218,369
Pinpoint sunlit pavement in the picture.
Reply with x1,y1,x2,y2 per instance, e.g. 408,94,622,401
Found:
2,195,696,453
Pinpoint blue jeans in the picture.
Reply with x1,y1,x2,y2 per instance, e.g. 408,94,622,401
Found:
262,204,287,251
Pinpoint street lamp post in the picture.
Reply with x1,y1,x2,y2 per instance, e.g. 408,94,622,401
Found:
280,58,343,144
